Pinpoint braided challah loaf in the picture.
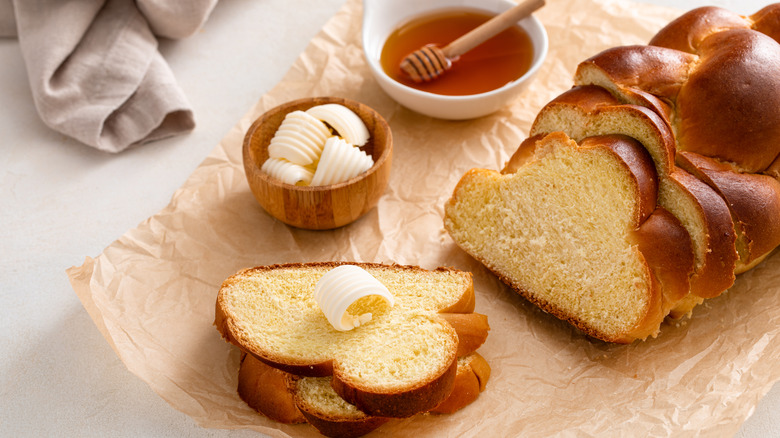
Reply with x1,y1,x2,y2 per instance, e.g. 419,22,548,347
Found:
574,4,780,275
576,5,780,177
445,4,780,342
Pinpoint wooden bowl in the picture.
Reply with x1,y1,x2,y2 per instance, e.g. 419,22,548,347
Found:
243,97,393,230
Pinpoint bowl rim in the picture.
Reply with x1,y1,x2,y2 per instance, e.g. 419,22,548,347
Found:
243,96,393,193
362,4,549,103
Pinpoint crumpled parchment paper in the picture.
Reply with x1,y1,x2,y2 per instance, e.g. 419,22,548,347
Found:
68,0,780,436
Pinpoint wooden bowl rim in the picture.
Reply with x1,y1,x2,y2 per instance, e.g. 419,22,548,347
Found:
243,96,392,193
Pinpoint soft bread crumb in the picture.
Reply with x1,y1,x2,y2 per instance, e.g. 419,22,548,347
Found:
297,376,367,419
445,134,652,340
218,264,468,391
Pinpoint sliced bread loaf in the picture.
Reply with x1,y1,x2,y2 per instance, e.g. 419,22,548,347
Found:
443,4,778,342
445,131,694,342
216,262,487,418
526,85,738,300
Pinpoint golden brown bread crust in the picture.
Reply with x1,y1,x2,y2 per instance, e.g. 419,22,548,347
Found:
576,46,696,101
430,352,491,415
237,353,389,437
649,6,751,53
438,276,476,313
237,352,306,424
752,4,780,42
331,357,458,418
649,5,780,268
502,134,544,174
237,352,490,436
677,151,780,273
649,4,780,51
666,168,737,298
438,313,490,357
294,408,388,438
577,6,780,176
464,352,490,392
674,28,780,174
631,207,694,313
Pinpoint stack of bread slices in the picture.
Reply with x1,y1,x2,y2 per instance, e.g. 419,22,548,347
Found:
445,4,780,343
215,262,490,437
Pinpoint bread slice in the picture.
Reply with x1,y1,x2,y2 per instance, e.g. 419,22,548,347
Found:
526,85,737,300
445,131,694,343
677,151,780,274
289,373,389,438
216,262,487,418
237,352,490,437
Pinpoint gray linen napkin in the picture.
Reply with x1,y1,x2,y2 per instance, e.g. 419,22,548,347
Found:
1,0,218,153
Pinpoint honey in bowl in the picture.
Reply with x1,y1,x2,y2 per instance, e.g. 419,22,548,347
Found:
380,8,534,96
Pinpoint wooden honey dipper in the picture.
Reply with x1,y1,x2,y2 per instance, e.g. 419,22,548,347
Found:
400,0,545,83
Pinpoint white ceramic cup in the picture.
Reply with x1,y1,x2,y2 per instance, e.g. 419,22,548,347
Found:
362,0,549,120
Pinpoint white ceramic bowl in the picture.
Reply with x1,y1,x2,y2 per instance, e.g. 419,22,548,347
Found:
362,0,548,120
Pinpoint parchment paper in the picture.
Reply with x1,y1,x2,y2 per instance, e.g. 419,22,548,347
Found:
67,0,780,436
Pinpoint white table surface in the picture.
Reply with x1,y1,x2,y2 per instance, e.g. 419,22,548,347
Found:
1,0,778,436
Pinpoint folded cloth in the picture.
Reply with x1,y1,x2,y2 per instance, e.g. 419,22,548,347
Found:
1,0,218,153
